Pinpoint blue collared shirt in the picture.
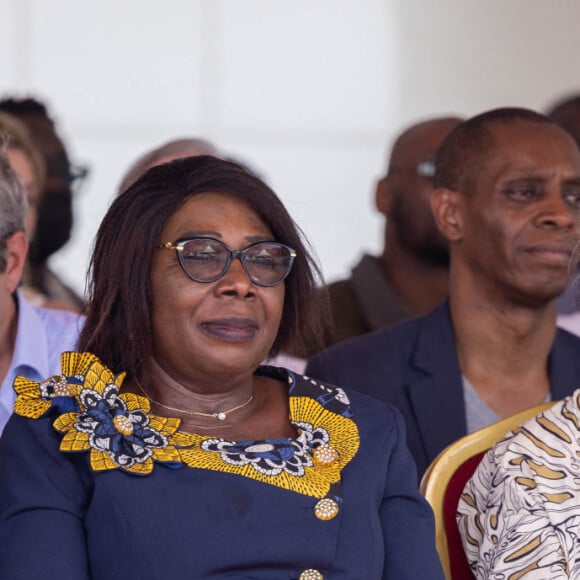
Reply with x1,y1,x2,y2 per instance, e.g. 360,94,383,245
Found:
0,291,84,437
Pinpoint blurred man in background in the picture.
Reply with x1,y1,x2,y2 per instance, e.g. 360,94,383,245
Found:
0,113,44,241
548,93,580,146
117,137,221,193
314,116,462,352
0,152,82,438
0,112,72,310
0,97,87,312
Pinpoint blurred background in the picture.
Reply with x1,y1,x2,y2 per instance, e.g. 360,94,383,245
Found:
1,0,580,298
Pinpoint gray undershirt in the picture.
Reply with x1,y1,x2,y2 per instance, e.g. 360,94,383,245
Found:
463,377,500,433
463,376,551,433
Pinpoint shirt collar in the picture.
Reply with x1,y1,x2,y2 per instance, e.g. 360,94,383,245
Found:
0,291,51,434
11,290,51,378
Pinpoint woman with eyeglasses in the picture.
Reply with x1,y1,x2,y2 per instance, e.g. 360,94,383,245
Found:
0,156,443,579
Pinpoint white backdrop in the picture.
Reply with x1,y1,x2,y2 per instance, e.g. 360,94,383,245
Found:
1,0,580,297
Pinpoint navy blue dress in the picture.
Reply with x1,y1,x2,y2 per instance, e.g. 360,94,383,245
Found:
0,352,443,579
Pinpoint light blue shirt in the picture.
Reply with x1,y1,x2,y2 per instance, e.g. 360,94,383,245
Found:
0,291,83,437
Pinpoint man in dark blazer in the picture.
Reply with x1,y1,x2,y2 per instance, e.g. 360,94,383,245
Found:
306,107,580,478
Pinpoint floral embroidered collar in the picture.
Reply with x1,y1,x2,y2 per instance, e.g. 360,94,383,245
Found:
14,352,194,475
13,353,360,498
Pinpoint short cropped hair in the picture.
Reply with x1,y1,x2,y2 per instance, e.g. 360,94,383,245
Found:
78,155,328,377
434,108,553,192
0,152,27,271
0,112,46,193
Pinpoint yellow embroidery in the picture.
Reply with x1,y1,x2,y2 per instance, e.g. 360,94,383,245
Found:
13,352,102,419
180,396,360,498
14,352,359,487
52,359,195,474
12,352,194,475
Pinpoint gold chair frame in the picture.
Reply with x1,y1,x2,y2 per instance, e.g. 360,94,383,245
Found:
420,402,555,579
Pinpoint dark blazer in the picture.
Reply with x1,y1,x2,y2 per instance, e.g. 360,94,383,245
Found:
306,300,580,478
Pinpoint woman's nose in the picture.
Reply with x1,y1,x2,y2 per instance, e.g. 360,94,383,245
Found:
214,256,255,297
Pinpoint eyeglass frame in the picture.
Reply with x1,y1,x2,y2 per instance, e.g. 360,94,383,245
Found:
45,157,91,193
416,159,436,178
158,237,297,287
388,159,437,179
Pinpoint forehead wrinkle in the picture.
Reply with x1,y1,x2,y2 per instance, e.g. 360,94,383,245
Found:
177,229,222,239
172,231,273,249
500,170,558,182
494,160,580,182
165,193,275,248
472,133,560,188
245,234,272,243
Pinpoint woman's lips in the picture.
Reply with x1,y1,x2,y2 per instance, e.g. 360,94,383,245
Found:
199,318,258,341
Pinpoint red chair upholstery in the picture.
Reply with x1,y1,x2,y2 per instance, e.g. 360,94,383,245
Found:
442,453,485,579
420,402,554,580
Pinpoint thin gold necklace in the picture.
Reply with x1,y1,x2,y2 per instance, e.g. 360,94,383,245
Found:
134,378,254,421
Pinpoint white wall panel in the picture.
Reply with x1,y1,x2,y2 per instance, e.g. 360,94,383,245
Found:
217,0,394,132
23,0,207,128
391,0,580,120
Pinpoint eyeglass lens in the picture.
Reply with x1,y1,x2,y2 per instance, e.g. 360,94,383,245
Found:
177,238,294,286
416,160,436,178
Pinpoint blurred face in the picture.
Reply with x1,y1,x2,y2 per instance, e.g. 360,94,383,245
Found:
16,112,73,263
385,118,461,264
18,112,71,198
0,231,28,333
551,105,580,147
149,192,285,388
456,120,580,304
6,147,40,239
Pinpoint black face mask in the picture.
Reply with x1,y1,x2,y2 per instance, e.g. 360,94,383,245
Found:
28,190,73,265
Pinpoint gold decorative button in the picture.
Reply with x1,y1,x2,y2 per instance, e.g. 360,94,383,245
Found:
314,498,339,521
113,415,134,436
299,569,323,580
312,443,339,466
41,375,70,397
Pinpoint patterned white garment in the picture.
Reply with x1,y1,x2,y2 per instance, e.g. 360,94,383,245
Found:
457,390,580,579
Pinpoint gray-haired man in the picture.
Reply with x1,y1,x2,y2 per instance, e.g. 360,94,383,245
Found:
0,152,82,438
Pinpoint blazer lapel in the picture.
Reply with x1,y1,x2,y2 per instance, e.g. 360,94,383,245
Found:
405,301,467,463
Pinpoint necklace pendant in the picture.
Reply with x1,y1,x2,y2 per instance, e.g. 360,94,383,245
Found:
216,412,227,421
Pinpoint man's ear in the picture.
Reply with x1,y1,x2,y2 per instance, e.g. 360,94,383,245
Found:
375,176,391,215
3,231,28,293
431,188,464,242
